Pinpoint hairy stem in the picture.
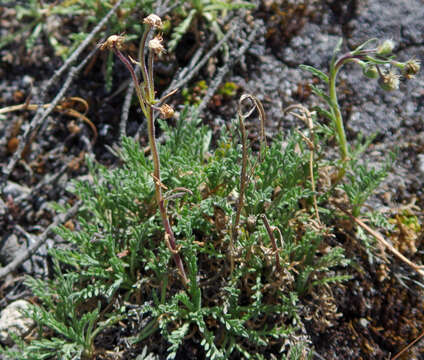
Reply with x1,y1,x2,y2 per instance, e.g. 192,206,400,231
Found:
139,26,152,99
230,108,248,274
329,62,348,163
231,95,267,275
113,46,146,116
146,105,188,285
148,50,155,101
232,111,248,239
114,25,188,285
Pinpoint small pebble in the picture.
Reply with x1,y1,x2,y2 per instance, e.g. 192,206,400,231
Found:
359,318,369,328
0,234,20,265
3,182,30,198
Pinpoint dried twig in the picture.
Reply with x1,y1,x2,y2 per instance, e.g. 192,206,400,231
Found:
163,22,237,97
0,200,81,280
196,21,260,116
163,34,213,95
41,0,126,98
1,50,95,191
1,0,124,190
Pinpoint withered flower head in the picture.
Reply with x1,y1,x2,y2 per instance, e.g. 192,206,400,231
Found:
158,104,174,119
378,70,400,91
403,58,420,79
148,35,165,55
99,35,125,51
143,14,162,28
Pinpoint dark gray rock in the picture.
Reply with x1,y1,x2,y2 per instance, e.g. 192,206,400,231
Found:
278,23,342,68
343,0,424,136
348,0,424,47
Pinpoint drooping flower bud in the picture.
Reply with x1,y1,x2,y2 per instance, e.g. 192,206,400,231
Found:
143,14,162,28
403,58,420,79
378,70,400,91
158,104,174,119
148,35,165,55
99,35,125,51
362,64,379,79
377,39,395,56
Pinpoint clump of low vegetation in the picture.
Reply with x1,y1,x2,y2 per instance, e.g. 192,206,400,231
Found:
1,10,421,360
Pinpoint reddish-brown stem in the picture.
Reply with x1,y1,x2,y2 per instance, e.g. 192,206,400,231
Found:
113,27,188,285
139,27,152,96
112,46,146,116
147,101,188,286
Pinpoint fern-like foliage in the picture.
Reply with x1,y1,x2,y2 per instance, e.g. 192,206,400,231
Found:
1,106,353,359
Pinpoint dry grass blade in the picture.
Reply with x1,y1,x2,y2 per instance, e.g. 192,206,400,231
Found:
336,205,424,278
163,20,237,97
0,97,97,144
391,329,424,360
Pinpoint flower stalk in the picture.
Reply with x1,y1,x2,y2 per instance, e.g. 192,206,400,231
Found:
328,59,348,163
311,38,420,180
101,15,188,285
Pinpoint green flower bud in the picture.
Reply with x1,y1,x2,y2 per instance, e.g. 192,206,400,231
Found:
378,70,400,91
377,39,395,56
362,64,379,79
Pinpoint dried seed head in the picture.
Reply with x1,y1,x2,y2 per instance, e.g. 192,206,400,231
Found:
158,104,174,119
403,58,420,79
246,215,257,232
378,70,400,91
143,14,162,28
377,39,395,56
148,35,165,55
99,35,125,51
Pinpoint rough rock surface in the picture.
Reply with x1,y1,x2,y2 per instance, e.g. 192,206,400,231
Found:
0,300,35,345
